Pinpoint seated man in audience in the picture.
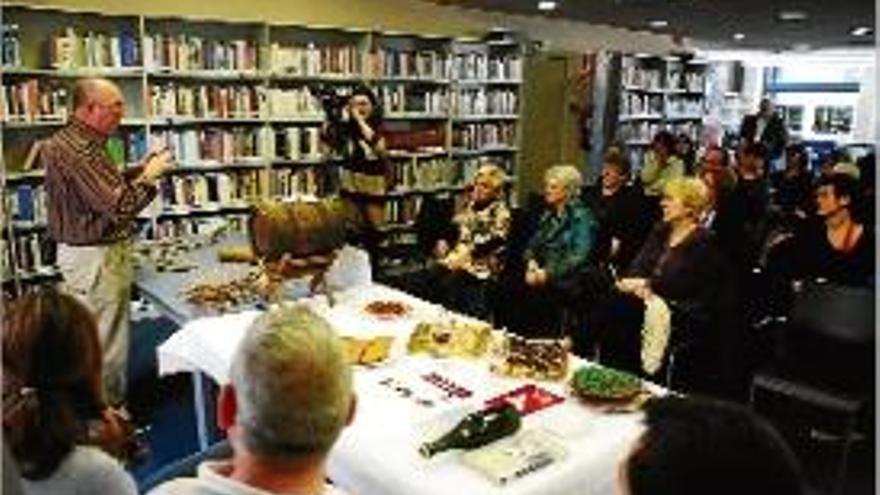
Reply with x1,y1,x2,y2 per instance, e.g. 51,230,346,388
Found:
618,396,805,495
149,305,355,495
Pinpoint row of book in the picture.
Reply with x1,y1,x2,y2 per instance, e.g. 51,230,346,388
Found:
451,53,522,81
269,43,362,76
620,93,664,116
266,126,323,161
390,156,460,192
379,85,447,115
8,184,47,224
618,120,702,144
451,88,518,116
4,231,56,276
617,121,663,144
149,83,261,119
152,170,263,211
666,97,705,117
270,167,338,199
138,214,249,240
50,27,141,69
149,128,264,164
107,131,150,166
143,34,259,72
458,155,514,184
666,68,706,92
383,196,423,225
264,87,323,119
452,122,517,150
2,24,22,67
1,80,69,122
371,49,449,80
621,61,663,90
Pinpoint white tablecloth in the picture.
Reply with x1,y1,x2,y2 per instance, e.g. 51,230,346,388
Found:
157,283,647,495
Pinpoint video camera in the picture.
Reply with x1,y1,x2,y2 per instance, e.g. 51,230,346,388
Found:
309,83,352,155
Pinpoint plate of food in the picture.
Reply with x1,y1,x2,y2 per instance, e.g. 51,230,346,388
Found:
568,365,643,405
341,336,395,367
363,300,412,320
489,334,569,381
407,321,494,359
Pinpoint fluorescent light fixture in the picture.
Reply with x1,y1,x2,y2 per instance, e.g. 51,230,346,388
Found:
777,10,808,22
850,26,873,36
648,19,669,28
733,32,746,41
538,1,557,11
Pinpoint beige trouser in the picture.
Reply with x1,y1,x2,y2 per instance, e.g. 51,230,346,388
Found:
57,240,133,405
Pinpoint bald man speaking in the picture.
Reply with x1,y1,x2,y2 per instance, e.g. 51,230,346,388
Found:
42,78,173,405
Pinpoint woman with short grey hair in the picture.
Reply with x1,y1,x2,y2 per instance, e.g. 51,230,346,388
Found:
502,163,595,337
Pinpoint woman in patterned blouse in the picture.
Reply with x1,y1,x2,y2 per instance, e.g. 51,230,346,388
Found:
426,163,512,318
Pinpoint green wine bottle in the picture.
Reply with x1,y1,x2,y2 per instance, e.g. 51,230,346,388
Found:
419,403,521,458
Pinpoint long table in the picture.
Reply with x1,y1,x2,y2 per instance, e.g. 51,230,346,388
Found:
147,270,652,495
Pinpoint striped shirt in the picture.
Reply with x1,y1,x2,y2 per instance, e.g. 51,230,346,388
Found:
42,118,157,245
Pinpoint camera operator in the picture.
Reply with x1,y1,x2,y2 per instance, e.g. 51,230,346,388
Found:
320,84,390,259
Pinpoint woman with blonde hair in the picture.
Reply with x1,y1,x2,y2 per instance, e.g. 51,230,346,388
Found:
592,177,735,393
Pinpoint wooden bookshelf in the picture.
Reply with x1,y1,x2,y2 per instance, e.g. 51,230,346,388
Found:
1,4,526,283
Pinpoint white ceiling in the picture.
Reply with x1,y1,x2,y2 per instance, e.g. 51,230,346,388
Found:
426,0,875,50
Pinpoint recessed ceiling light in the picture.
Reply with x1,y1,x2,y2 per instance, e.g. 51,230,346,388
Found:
850,26,873,37
648,19,669,29
732,32,746,41
778,10,808,22
537,1,557,11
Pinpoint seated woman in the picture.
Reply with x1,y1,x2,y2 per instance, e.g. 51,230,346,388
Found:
781,172,874,288
420,163,512,318
582,148,654,274
3,289,138,495
592,177,734,393
498,164,595,337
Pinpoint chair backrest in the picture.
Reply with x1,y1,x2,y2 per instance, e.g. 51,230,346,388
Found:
791,282,875,345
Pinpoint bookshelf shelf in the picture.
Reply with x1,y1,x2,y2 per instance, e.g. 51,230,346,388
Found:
385,112,449,121
6,170,45,182
9,220,48,233
452,114,519,122
146,69,264,81
2,67,144,78
147,117,265,126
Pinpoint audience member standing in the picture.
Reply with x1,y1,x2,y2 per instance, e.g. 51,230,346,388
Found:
739,98,787,164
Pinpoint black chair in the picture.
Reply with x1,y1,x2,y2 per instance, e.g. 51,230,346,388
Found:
749,281,875,495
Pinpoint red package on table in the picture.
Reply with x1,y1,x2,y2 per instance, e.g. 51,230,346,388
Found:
484,384,564,416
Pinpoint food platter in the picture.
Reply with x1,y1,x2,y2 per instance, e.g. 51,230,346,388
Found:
363,300,412,320
489,334,569,381
407,320,494,358
341,336,395,366
569,365,643,403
